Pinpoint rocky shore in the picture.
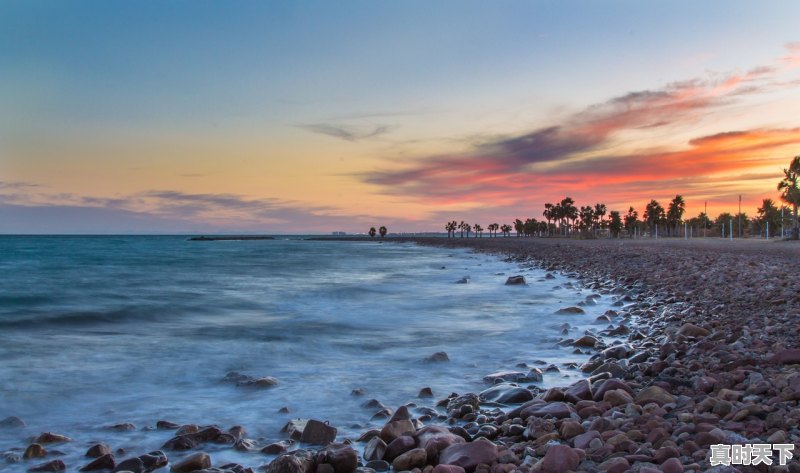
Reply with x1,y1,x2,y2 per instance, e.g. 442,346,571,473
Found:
3,237,799,473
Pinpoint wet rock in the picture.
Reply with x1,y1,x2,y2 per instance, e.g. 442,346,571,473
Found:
108,423,136,432
379,420,415,443
34,433,71,444
597,457,629,473
456,277,470,284
572,430,600,449
28,460,66,472
283,419,338,446
590,361,626,378
365,460,389,472
601,344,631,359
363,437,386,462
770,348,800,365
431,466,466,473
592,379,632,401
267,450,315,473
555,307,584,315
564,379,592,403
0,416,25,428
505,276,526,285
677,323,709,338
534,445,579,473
24,444,47,459
558,421,584,439
446,394,480,418
384,436,415,462
162,434,197,451
425,352,450,363
392,448,427,471
603,388,634,406
262,441,293,455
80,454,115,471
418,387,433,398
156,420,179,430
635,386,675,406
479,384,533,404
573,335,598,348
521,401,575,419
414,425,465,463
439,438,498,473
660,457,683,473
139,451,168,471
316,443,357,473
171,452,211,473
86,444,112,458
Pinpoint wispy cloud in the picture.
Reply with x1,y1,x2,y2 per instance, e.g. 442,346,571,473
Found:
298,123,393,142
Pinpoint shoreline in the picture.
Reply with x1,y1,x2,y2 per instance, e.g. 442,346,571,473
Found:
3,237,799,473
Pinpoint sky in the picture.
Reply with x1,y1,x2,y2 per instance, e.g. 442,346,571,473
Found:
3,1,800,233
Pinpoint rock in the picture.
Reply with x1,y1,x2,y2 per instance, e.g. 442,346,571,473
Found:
162,435,197,450
439,438,499,473
505,276,526,285
564,379,592,403
28,460,66,472
603,389,633,406
384,436,415,462
365,460,390,472
572,430,600,449
573,335,598,348
170,452,211,473
86,444,112,458
660,457,683,473
23,444,47,459
0,416,25,428
483,370,540,384
555,307,584,315
456,277,470,284
267,451,316,473
521,401,575,419
425,352,450,363
770,348,800,365
601,344,631,359
535,445,580,473
558,421,584,439
108,423,136,432
156,420,179,429
479,384,533,404
80,454,116,471
677,323,709,338
316,443,358,473
635,386,675,406
392,448,427,471
446,394,480,417
592,379,632,401
597,457,630,473
140,451,168,471
379,420,415,443
418,387,434,398
590,361,626,378
414,426,465,463
263,441,293,455
363,437,387,461
431,466,466,473
34,433,71,444
283,419,338,445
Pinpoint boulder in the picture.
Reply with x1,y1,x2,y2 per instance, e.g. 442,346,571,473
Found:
384,436,415,462
677,323,709,338
170,452,211,473
439,438,499,473
80,454,116,472
85,443,112,458
479,384,533,404
379,420,415,444
564,379,592,403
363,437,386,461
316,443,358,473
770,349,800,365
534,445,579,473
0,416,25,428
555,306,584,315
283,419,338,446
392,448,427,471
431,466,466,473
505,276,526,285
521,402,575,419
267,450,316,473
592,379,632,401
425,352,450,363
28,460,66,472
635,386,675,406
34,433,71,444
23,444,46,459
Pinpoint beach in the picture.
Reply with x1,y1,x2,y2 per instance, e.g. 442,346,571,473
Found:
2,236,799,473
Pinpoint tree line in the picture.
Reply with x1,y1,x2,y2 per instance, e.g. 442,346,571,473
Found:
443,156,800,240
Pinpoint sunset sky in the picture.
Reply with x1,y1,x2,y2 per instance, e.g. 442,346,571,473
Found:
3,1,800,233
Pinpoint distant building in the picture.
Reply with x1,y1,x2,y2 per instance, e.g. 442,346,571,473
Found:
331,231,347,236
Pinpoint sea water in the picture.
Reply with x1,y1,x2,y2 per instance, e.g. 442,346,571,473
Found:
0,236,618,470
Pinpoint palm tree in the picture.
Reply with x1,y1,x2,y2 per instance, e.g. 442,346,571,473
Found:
500,224,512,237
667,195,686,237
608,210,622,238
777,156,800,239
368,227,377,238
513,219,524,237
593,203,607,235
458,221,465,238
756,198,780,237
464,223,472,238
474,224,483,237
543,203,553,237
491,222,500,237
560,197,577,235
644,200,665,237
624,206,638,238
578,206,594,237
379,226,387,238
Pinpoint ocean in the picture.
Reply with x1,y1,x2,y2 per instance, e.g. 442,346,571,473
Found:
0,236,616,470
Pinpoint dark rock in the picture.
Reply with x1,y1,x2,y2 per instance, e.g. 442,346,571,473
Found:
505,275,526,285
379,420,415,444
86,444,112,458
34,433,71,444
363,437,386,462
267,451,316,473
439,438,498,473
555,306,584,315
171,452,211,473
392,448,426,471
564,379,592,403
283,419,338,446
262,441,293,455
80,454,115,471
425,352,450,363
536,445,580,473
316,443,357,473
384,436,415,462
0,416,25,428
478,384,533,404
364,461,390,472
418,387,433,398
113,457,145,473
28,460,66,472
770,348,800,365
23,444,47,459
156,420,179,430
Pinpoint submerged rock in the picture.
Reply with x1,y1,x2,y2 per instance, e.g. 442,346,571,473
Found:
505,275,526,285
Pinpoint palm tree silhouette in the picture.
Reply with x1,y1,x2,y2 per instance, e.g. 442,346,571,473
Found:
777,156,800,239
474,224,484,237
368,227,377,238
379,226,387,238
667,195,686,237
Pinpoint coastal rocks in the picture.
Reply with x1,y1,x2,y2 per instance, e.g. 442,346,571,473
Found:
86,443,112,458
170,452,212,473
391,448,427,471
267,450,315,473
80,454,115,471
363,437,386,462
479,384,533,404
114,450,168,473
521,401,575,419
439,438,498,473
677,323,710,338
316,443,358,473
635,386,675,406
222,371,278,388
532,445,580,473
445,393,480,418
564,379,592,403
504,276,526,285
483,370,541,384
23,444,47,459
379,420,415,443
28,460,66,472
34,432,71,444
769,348,800,364
0,416,25,428
555,306,584,315
425,352,450,363
383,436,415,461
282,419,338,446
